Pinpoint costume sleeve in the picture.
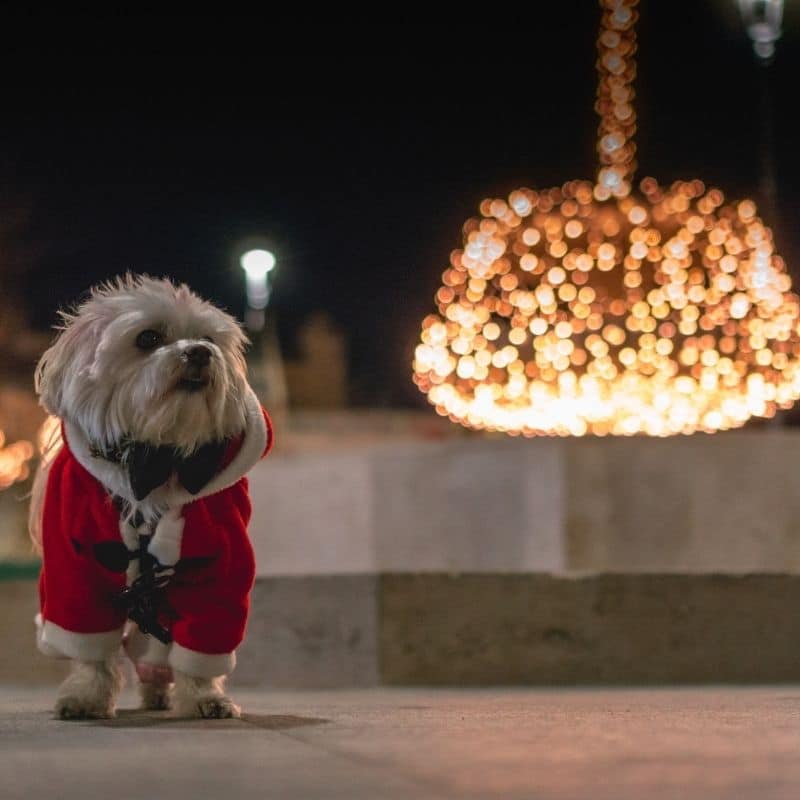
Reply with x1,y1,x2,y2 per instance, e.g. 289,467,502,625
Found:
37,447,127,660
167,480,256,677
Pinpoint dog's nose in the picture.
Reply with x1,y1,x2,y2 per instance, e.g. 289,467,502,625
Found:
184,344,212,367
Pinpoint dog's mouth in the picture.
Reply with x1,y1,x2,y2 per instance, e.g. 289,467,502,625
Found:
177,368,211,393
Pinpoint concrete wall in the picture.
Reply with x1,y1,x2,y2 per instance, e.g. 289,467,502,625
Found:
6,422,800,687
6,574,800,687
250,430,800,576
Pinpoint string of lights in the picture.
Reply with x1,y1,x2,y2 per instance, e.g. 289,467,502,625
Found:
412,0,799,437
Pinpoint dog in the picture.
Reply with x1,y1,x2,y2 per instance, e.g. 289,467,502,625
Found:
29,275,272,719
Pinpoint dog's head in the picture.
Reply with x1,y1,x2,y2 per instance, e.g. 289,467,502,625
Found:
35,275,250,453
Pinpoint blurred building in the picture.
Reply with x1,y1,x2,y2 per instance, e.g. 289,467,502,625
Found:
284,312,348,409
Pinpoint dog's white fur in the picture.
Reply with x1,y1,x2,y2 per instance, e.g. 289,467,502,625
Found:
30,274,253,720
55,657,123,720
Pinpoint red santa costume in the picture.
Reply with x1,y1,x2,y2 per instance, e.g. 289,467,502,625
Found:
36,388,272,680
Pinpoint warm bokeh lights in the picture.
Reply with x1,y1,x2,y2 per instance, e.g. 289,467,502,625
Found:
0,416,60,493
0,430,34,490
595,0,638,199
413,180,799,435
412,0,799,436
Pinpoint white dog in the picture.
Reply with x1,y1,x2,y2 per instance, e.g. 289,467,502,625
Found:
29,275,272,719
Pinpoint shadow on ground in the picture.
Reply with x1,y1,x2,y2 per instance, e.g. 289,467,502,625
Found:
88,710,330,730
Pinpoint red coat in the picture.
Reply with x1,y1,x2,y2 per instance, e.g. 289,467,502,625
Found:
37,394,272,676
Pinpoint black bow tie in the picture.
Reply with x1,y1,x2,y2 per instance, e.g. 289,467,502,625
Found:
91,438,229,500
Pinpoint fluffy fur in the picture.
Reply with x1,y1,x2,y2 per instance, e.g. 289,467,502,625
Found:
36,275,249,454
31,274,254,719
55,658,123,720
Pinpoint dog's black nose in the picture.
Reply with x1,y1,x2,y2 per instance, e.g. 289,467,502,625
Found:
185,344,212,367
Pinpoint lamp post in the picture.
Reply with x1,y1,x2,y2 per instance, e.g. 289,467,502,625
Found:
737,0,783,61
240,248,288,420
240,248,276,332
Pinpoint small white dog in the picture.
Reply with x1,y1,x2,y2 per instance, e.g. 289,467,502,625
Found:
29,275,272,719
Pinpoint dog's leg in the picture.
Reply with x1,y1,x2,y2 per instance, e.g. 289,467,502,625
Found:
172,672,240,719
139,681,173,711
55,657,123,720
123,625,174,710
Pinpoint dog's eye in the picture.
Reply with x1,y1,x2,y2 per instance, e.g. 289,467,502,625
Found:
202,336,215,344
135,330,163,351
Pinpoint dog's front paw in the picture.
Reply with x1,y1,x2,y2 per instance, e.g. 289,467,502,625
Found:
196,696,241,719
55,695,115,720
173,672,239,719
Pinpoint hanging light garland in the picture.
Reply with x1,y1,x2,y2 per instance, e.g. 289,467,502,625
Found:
412,0,799,436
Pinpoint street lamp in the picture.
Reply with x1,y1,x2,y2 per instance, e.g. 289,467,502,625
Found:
238,245,288,418
737,0,783,61
240,248,276,331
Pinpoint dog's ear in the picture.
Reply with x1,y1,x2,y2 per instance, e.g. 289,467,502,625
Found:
35,309,103,417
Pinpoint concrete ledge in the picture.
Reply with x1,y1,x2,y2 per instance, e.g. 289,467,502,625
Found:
234,576,378,688
5,574,800,687
379,573,800,685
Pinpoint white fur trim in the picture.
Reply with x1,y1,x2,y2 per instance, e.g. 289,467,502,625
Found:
37,615,123,661
148,508,184,567
35,613,66,659
169,642,236,678
120,519,147,583
166,386,267,505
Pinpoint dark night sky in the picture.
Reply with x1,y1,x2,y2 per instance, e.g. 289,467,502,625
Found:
2,5,799,406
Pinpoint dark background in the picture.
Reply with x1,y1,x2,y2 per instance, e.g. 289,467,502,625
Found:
1,4,798,405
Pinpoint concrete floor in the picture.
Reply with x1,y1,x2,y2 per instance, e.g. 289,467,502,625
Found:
2,686,799,799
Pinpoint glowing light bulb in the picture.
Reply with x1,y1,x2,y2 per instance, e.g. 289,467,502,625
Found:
240,249,276,311
240,249,276,278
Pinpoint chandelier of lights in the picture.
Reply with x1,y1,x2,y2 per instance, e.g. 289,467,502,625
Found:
412,0,799,437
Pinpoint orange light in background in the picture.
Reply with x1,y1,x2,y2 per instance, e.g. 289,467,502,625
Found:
0,415,62,493
412,0,798,436
0,430,34,490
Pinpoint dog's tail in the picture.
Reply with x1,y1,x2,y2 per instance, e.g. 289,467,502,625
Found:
28,416,63,553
